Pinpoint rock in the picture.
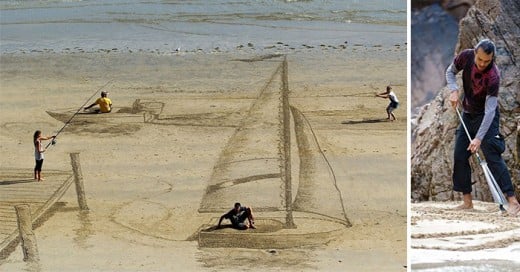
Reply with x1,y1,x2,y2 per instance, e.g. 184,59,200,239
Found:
411,1,476,111
411,4,459,111
412,0,520,202
412,0,476,20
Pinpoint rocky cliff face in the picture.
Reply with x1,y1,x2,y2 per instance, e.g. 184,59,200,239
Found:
413,0,476,20
412,0,520,202
411,4,459,111
411,0,475,111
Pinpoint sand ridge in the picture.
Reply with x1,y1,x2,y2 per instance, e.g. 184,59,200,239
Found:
411,201,520,270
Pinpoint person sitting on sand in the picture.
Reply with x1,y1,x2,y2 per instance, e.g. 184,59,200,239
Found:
375,85,399,121
33,130,56,182
217,202,256,230
84,91,112,113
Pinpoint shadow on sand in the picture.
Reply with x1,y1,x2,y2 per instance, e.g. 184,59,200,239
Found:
0,179,36,185
341,118,387,125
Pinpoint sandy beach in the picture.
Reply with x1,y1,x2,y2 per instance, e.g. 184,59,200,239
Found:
411,201,520,271
0,42,406,271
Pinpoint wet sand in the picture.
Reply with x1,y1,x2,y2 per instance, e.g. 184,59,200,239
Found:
0,46,406,271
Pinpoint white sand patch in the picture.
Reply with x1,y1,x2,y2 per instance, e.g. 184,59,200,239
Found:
412,201,520,270
414,219,498,236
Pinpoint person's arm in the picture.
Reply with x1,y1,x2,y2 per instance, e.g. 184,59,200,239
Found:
217,214,225,229
40,135,56,141
467,96,498,153
446,62,459,92
84,102,96,110
37,136,56,152
375,92,388,98
446,63,461,108
246,207,255,229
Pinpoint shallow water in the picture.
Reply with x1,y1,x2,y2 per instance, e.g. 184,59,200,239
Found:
0,0,406,54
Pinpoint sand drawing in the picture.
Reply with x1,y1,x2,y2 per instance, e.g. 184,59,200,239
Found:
47,96,246,132
197,58,350,248
38,58,351,250
45,99,164,135
142,104,245,128
411,202,520,252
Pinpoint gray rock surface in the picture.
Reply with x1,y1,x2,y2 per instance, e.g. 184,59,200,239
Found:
411,4,459,111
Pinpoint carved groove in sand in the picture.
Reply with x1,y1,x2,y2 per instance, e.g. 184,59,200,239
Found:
198,58,351,249
411,202,520,251
43,58,351,248
46,97,246,133
45,99,164,135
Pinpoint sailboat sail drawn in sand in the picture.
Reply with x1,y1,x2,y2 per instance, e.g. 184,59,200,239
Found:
198,57,350,248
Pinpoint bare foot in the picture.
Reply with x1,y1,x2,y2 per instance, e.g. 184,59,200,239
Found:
454,203,473,210
507,204,520,216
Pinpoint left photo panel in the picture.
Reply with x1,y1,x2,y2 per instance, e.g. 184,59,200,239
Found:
0,1,408,271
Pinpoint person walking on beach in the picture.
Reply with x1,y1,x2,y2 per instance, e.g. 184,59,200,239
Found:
446,38,520,215
375,85,399,121
217,202,256,230
84,91,112,113
33,130,56,181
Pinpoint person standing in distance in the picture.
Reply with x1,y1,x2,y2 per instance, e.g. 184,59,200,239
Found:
375,85,399,121
33,130,56,181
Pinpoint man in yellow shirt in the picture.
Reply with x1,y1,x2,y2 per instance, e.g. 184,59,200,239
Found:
84,91,112,113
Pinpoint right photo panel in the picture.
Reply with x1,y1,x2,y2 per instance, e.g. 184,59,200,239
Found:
410,0,520,271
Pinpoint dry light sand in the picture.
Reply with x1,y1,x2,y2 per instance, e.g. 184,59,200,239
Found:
0,47,406,271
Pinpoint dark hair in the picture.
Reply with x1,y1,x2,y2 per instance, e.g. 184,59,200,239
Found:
234,202,241,208
475,39,496,57
33,130,41,144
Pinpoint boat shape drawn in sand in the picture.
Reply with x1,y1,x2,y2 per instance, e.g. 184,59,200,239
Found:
46,99,165,125
198,58,351,249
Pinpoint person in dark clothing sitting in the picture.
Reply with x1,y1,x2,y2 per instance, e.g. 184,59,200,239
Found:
217,202,256,230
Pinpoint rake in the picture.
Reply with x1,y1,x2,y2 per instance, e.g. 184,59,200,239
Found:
455,107,507,211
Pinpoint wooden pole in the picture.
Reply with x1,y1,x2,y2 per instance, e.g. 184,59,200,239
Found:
14,205,40,262
70,153,89,211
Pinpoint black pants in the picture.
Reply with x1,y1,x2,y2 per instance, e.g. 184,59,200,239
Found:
35,159,44,171
230,210,251,230
453,109,514,197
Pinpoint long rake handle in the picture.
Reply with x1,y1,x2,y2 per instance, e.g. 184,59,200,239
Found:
455,106,507,209
455,107,481,160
